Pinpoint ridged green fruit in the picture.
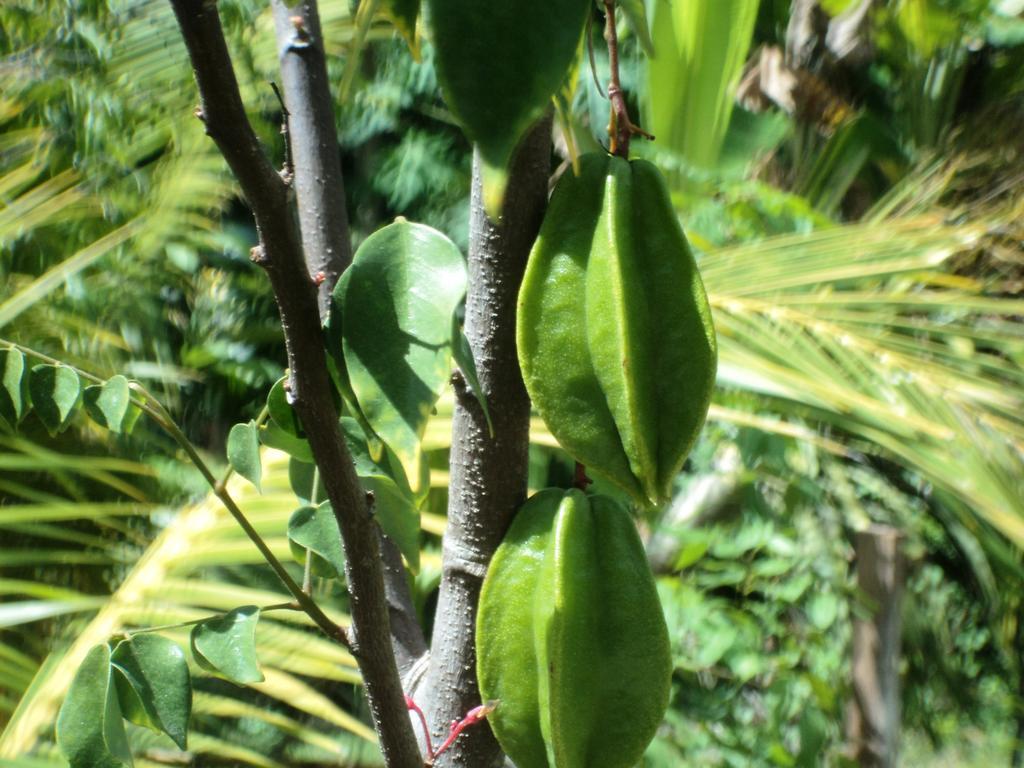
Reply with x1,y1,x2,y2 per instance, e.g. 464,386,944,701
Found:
424,0,590,216
517,153,717,506
477,488,671,768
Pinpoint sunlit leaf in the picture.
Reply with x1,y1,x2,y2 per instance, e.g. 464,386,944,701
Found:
227,421,262,491
190,606,264,685
111,634,192,750
28,365,81,435
287,503,346,578
329,220,466,495
83,376,132,434
0,348,27,427
55,644,133,768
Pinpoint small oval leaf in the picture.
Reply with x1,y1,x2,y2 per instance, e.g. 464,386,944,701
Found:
111,634,192,750
288,502,346,578
28,364,81,435
190,606,264,685
227,421,262,491
267,376,304,438
84,375,132,434
0,348,27,427
56,644,134,768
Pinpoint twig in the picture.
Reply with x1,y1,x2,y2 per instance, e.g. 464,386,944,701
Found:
603,0,653,158
269,81,294,183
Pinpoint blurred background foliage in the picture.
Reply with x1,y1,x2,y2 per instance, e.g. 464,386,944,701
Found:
1,0,1023,765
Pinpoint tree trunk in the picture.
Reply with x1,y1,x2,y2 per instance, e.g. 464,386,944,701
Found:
846,525,905,768
417,118,552,768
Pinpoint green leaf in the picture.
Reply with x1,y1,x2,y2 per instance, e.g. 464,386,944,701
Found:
288,458,326,505
227,421,262,491
267,376,304,438
450,309,494,436
190,606,264,685
56,644,134,768
425,0,590,215
259,419,314,463
0,348,27,427
339,417,422,570
111,635,192,750
83,375,132,434
619,0,655,57
287,503,346,578
330,220,466,496
28,364,81,435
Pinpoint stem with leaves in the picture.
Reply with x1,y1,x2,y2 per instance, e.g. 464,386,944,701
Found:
169,1,421,765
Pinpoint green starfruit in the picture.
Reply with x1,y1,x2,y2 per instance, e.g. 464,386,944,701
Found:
517,153,717,506
476,488,671,768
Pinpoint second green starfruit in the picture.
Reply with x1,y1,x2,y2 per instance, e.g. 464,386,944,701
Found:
517,153,717,506
477,488,671,768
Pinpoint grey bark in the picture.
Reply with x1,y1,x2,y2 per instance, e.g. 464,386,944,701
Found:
846,525,905,768
417,118,553,768
170,3,421,766
272,0,353,315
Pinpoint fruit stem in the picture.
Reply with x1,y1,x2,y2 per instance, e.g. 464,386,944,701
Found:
574,461,593,491
603,0,653,159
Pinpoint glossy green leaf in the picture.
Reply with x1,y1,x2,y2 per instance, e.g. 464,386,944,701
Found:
190,606,264,685
287,503,346,579
28,364,81,435
450,308,493,437
83,375,132,434
56,644,134,768
425,0,590,215
267,376,304,438
259,419,314,463
330,220,466,496
227,421,262,491
0,348,27,427
111,634,192,750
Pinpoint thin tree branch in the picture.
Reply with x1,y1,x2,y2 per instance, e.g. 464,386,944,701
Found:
271,0,354,314
418,116,553,768
603,0,652,158
170,3,421,766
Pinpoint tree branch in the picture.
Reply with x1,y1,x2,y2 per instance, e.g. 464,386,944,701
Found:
418,117,553,768
170,3,421,766
271,0,353,314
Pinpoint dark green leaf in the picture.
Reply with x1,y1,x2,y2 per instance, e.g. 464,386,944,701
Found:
267,376,304,438
227,421,262,491
56,644,134,768
288,458,326,505
111,635,192,750
425,0,590,213
450,309,493,436
0,348,27,427
28,364,81,435
288,502,346,578
83,375,132,434
190,606,264,685
330,220,466,496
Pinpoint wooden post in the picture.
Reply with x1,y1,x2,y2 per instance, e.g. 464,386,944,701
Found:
847,525,905,768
